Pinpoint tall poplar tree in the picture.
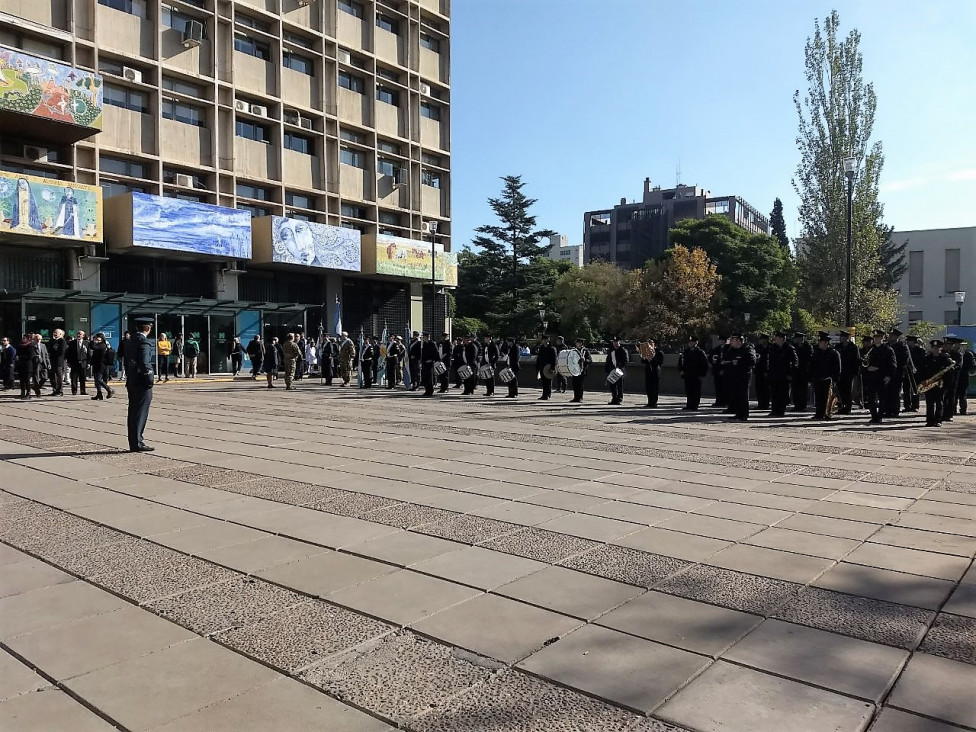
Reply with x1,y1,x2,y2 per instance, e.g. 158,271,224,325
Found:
793,10,897,326
769,198,790,251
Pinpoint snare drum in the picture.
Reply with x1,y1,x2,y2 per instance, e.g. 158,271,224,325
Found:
498,367,515,383
556,348,583,377
457,364,473,380
606,368,624,385
432,361,447,377
478,364,495,380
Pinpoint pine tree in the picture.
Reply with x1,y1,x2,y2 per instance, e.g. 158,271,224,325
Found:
769,198,790,250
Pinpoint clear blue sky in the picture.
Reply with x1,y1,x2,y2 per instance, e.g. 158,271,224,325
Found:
449,0,976,250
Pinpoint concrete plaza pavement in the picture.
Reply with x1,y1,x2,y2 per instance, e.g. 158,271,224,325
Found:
1,380,975,731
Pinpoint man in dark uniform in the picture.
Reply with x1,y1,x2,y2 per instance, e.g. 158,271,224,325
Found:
437,332,452,393
321,336,337,385
407,331,422,390
536,335,557,401
481,335,500,396
956,338,975,415
451,337,464,389
678,335,709,410
569,337,592,403
791,332,813,412
905,335,925,412
766,331,798,417
500,336,521,398
919,339,953,427
885,328,912,418
605,336,628,405
641,338,664,408
48,329,67,396
864,328,897,424
385,336,404,389
835,330,860,414
553,336,568,393
857,335,873,408
709,336,728,408
722,333,756,420
810,331,842,420
942,337,963,422
753,333,770,412
246,335,264,379
124,317,155,452
66,330,90,395
420,333,440,397
462,334,480,395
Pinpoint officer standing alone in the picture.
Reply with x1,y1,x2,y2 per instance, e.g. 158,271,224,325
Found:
125,317,156,452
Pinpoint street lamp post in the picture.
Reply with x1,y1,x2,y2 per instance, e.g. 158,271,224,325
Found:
744,312,751,337
842,157,857,328
955,291,967,328
538,304,547,336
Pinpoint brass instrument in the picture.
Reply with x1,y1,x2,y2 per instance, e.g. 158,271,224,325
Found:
917,363,958,394
861,347,873,368
826,380,839,417
639,341,656,360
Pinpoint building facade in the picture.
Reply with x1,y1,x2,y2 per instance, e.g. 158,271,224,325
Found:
895,226,975,328
0,0,452,372
545,234,583,268
583,177,769,269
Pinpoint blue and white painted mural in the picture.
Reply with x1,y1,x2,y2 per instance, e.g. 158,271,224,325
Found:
271,216,360,271
132,193,251,258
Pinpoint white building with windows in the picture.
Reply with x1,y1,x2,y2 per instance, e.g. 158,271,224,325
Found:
546,234,584,268
897,226,976,328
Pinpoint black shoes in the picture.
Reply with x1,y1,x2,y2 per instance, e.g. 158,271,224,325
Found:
129,445,155,452
91,394,103,400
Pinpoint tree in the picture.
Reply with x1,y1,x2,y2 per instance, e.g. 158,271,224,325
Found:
668,217,797,335
869,227,908,289
628,245,721,343
792,10,898,325
908,320,944,343
551,261,634,343
769,198,790,251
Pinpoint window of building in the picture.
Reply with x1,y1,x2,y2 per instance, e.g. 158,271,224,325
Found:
378,211,401,226
338,72,365,93
236,183,270,200
377,158,397,177
341,222,363,232
421,152,442,166
289,211,311,221
235,119,270,142
235,14,271,32
98,0,147,19
421,169,441,188
162,98,205,127
284,133,314,155
339,147,365,168
162,76,204,98
98,58,125,76
18,37,63,61
338,0,364,18
161,7,202,36
99,156,146,178
376,67,399,83
420,33,440,52
339,129,364,144
420,102,440,120
377,140,401,155
283,52,313,75
341,204,366,219
705,200,730,215
284,32,314,49
234,34,271,61
286,192,313,209
100,181,146,197
908,250,924,295
908,311,923,323
376,87,399,106
379,227,398,236
104,84,148,114
376,14,398,34
239,204,270,218
945,310,961,326
945,248,961,293
0,163,61,179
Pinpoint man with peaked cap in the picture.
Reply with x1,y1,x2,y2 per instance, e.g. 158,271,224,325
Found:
385,334,405,389
605,336,629,405
420,333,441,397
835,330,860,414
857,334,873,408
536,334,558,400
678,334,709,410
407,330,422,390
123,317,156,451
709,335,728,408
461,334,480,395
791,332,814,412
641,338,664,407
942,337,964,422
754,333,770,412
500,335,521,398
904,335,925,412
954,337,975,415
919,339,953,427
722,333,756,420
863,328,897,424
811,331,842,420
885,328,912,418
481,334,500,396
437,332,452,393
766,331,798,417
553,335,568,393
569,337,592,403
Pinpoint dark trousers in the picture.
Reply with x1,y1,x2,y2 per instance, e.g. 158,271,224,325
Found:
438,370,449,392
572,375,585,402
959,376,970,415
484,376,495,396
769,377,790,416
508,373,519,397
322,360,333,385
729,377,750,419
864,377,884,422
754,371,769,410
903,372,918,411
422,363,435,396
463,374,477,394
70,365,87,394
17,368,34,396
886,372,904,416
712,371,726,406
231,354,243,375
943,375,958,420
812,378,832,419
386,359,399,388
792,377,809,411
409,359,420,389
540,378,552,399
683,377,702,409
837,372,855,412
93,366,113,397
126,384,153,450
554,374,567,393
250,356,263,376
50,364,65,394
361,363,373,388
925,387,944,425
608,378,623,403
644,368,659,406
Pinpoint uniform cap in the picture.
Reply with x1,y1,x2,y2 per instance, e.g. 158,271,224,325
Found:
817,331,831,341
872,328,887,337
792,332,805,338
757,333,769,339
946,336,963,344
889,327,903,336
837,330,851,336
134,317,154,325
730,332,744,340
773,330,787,338
905,335,919,342
930,339,944,347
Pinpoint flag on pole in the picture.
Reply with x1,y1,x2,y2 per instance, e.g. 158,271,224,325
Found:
401,326,412,390
334,295,342,336
377,325,388,385
357,330,364,388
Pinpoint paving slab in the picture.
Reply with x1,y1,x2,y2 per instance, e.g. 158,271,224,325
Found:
656,513,765,541
561,545,691,588
281,512,401,548
411,546,546,590
197,534,329,574
518,624,709,713
152,521,269,555
0,687,115,731
776,513,881,540
656,565,802,615
814,562,955,610
918,613,976,664
0,580,125,639
255,551,396,597
495,566,642,621
868,526,976,558
887,652,976,728
870,707,970,732
0,557,75,598
327,569,482,625
535,513,643,542
597,591,761,656
91,556,239,603
614,527,732,561
745,527,860,560
705,544,834,584
844,542,971,581
0,649,47,702
656,660,874,732
942,584,976,619
348,530,464,566
479,527,602,563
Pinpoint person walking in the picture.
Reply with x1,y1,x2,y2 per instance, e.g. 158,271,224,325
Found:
48,328,67,396
536,335,557,401
32,334,51,392
230,337,244,376
678,335,709,410
641,338,664,407
155,332,171,383
605,337,629,405
124,318,155,451
89,333,116,400
172,332,184,378
263,336,280,388
14,334,39,399
117,332,130,381
569,337,592,403
1,336,16,390
501,335,522,398
420,332,440,397
183,335,200,378
281,333,302,390
66,330,90,395
246,335,264,379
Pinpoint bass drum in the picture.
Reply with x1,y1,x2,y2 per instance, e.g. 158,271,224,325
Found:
457,364,473,380
498,367,515,383
606,368,624,385
478,364,495,379
557,349,583,377
432,361,447,377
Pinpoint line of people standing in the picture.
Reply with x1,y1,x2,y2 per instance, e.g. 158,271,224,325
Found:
1,329,117,400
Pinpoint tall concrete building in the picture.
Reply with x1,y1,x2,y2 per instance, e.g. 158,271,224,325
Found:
895,226,975,328
583,177,769,270
0,0,452,372
545,234,583,268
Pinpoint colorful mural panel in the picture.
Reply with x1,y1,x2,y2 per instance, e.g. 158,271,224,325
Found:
131,193,251,258
0,46,103,129
0,171,102,242
271,217,361,271
374,233,457,284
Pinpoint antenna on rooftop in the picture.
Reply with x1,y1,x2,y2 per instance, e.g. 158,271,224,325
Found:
675,160,682,186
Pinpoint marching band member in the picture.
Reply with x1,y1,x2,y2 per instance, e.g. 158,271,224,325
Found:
943,337,963,422
385,336,404,389
451,336,464,389
641,338,664,408
481,334,500,397
721,333,755,420
605,336,628,405
905,335,925,412
811,331,841,420
886,328,912,418
553,335,568,393
709,335,728,408
863,329,897,424
437,332,452,393
570,337,592,403
420,333,440,397
500,335,521,398
536,334,557,401
678,335,709,410
766,331,797,417
462,334,480,395
956,338,975,415
919,339,953,427
791,332,813,412
835,330,860,414
754,333,770,412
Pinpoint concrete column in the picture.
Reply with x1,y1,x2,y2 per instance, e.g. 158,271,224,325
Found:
66,248,102,292
409,282,423,332
213,264,240,301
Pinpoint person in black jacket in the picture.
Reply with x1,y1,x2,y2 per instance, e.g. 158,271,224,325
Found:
709,336,728,408
48,329,67,396
1,336,16,390
835,330,860,414
864,329,897,424
385,337,404,389
437,332,452,393
918,339,953,427
407,331,422,391
263,336,280,388
246,335,264,379
321,336,338,385
568,338,592,404
420,333,441,397
753,334,770,411
942,337,963,422
500,336,521,398
791,332,813,412
229,337,244,376
905,335,925,412
641,339,664,408
722,333,756,421
885,328,912,418
481,335,500,396
605,337,628,405
124,318,155,451
451,337,464,389
89,333,116,400
462,334,480,395
65,330,90,396
536,335,558,401
767,331,798,417
678,335,709,410
810,332,842,420
14,334,39,399
956,340,975,415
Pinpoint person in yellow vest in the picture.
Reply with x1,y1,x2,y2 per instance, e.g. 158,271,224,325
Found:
156,332,172,383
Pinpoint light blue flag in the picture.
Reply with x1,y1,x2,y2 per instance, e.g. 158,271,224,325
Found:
334,296,342,336
402,326,412,390
377,325,388,384
357,330,364,388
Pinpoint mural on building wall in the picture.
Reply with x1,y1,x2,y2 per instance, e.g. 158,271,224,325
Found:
375,233,458,284
0,171,102,242
131,193,251,258
0,46,103,129
271,217,361,271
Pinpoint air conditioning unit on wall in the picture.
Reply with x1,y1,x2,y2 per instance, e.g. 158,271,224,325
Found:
122,66,143,83
182,20,204,48
338,49,351,65
234,100,250,113
419,82,430,96
250,105,268,118
23,145,49,163
175,174,195,188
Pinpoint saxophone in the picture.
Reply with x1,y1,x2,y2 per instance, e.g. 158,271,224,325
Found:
861,347,873,368
826,380,839,416
917,362,958,394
